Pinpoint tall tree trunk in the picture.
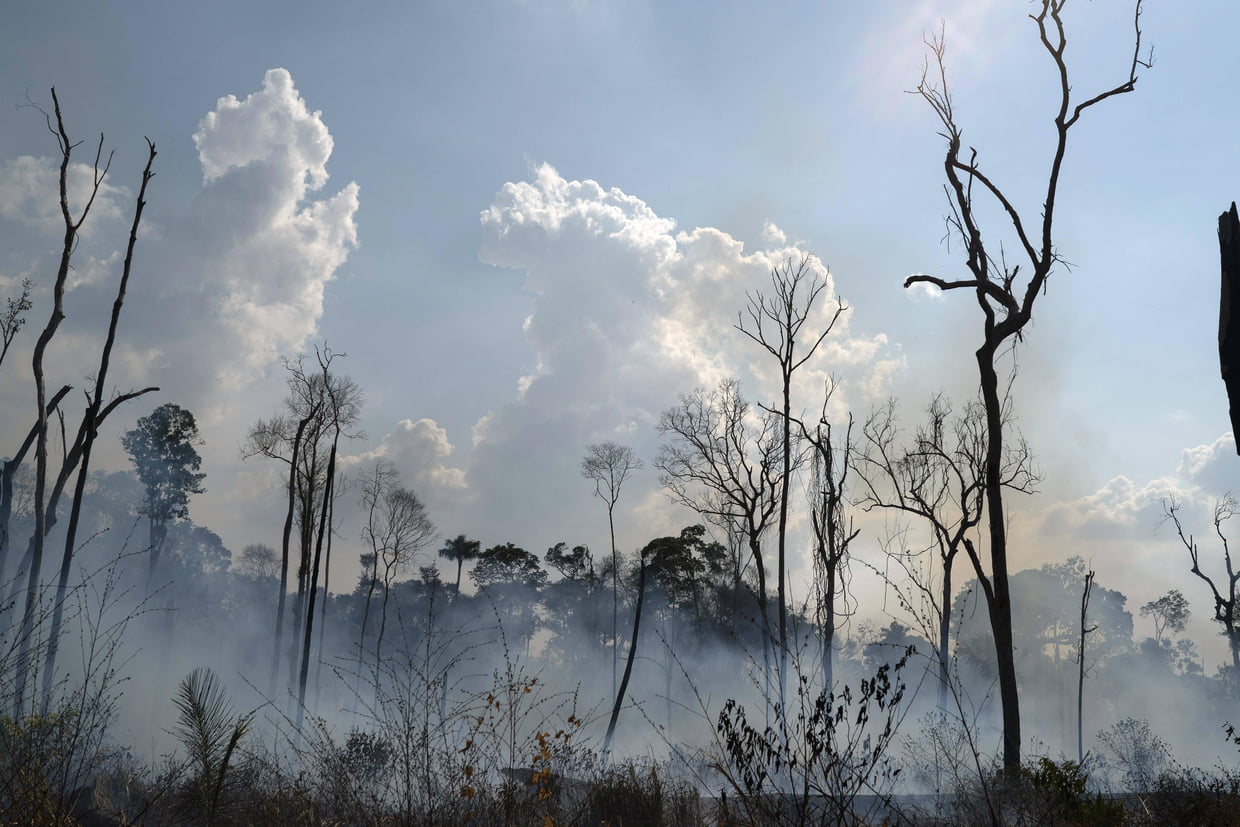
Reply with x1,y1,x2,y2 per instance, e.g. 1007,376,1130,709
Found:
314,480,337,711
41,142,156,713
609,503,618,703
602,550,646,762
270,411,313,697
823,554,836,693
750,534,773,718
1231,621,1240,684
978,344,1021,771
0,385,71,585
12,90,83,720
777,376,790,713
1219,203,1240,446
145,508,168,591
1077,569,1095,765
1,388,151,644
938,556,954,712
296,435,337,734
358,559,379,668
375,579,392,693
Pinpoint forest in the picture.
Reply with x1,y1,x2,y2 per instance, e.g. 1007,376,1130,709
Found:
5,0,1240,824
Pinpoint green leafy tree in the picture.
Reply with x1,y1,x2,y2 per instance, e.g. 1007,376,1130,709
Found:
544,542,593,584
1141,589,1191,646
542,542,604,667
121,403,206,581
172,667,252,824
472,542,547,591
438,534,481,594
471,542,546,652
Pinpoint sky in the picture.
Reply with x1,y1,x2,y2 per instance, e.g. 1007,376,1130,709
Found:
2,0,1239,664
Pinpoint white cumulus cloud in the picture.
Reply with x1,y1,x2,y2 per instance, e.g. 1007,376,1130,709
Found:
343,418,470,520
0,155,128,236
468,163,899,549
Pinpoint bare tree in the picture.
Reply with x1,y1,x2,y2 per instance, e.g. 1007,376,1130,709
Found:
602,545,647,764
736,255,844,707
365,480,436,682
42,141,160,711
357,461,399,671
0,385,70,583
1167,496,1240,683
656,379,783,706
246,398,318,696
12,89,113,719
1075,567,1096,764
904,0,1150,769
10,92,159,718
857,395,1035,711
235,543,280,580
581,441,642,700
244,350,360,693
790,381,857,694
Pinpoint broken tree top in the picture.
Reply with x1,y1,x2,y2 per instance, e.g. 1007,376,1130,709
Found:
1218,202,1240,454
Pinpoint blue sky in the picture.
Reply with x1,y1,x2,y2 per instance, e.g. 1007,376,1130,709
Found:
3,0,1239,661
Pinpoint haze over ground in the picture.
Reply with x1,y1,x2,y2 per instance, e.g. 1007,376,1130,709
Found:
1,0,1237,665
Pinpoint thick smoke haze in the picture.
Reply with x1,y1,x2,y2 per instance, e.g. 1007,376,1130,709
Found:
3,1,1240,818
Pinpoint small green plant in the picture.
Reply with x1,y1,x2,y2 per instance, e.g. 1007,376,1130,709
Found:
171,667,252,824
1016,758,1125,826
585,762,701,827
0,710,84,823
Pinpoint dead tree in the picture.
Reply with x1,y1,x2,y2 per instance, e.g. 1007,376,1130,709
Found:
0,384,71,583
602,546,646,764
656,379,782,708
1075,568,1096,764
372,487,435,681
11,92,159,717
1167,496,1240,684
352,454,435,701
580,442,642,703
790,380,857,693
905,0,1149,770
856,396,1035,711
736,255,844,708
1219,203,1240,447
12,88,111,719
244,352,359,693
42,139,159,711
354,460,398,704
313,465,345,710
295,347,363,726
295,405,340,734
2,386,155,632
250,401,317,697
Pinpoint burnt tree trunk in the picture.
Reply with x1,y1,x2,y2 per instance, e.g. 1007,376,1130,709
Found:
295,434,337,734
43,141,157,712
269,410,315,697
602,550,646,762
0,385,71,584
1219,203,1240,448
